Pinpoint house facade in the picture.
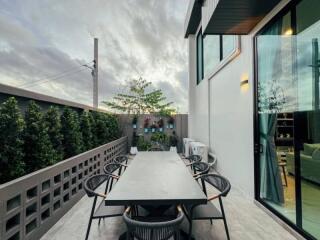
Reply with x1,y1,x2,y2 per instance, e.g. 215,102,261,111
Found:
185,0,320,239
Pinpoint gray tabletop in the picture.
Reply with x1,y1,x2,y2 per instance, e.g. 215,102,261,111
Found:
105,151,207,206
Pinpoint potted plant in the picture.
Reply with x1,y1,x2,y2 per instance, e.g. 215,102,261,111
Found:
137,135,151,151
150,121,157,133
132,115,138,129
144,118,150,133
169,131,178,152
158,118,164,132
130,131,138,155
168,116,174,129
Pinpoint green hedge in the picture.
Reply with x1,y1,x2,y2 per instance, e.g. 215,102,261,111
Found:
0,97,121,184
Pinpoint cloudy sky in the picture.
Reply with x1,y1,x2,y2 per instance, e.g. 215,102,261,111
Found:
0,0,189,113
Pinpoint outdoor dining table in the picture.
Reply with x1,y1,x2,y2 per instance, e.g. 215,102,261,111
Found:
105,151,207,239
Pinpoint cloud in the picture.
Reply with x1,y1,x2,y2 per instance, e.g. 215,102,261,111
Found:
0,0,189,113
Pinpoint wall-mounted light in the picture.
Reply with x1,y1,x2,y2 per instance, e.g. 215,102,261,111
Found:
240,79,249,87
240,73,249,92
284,28,293,36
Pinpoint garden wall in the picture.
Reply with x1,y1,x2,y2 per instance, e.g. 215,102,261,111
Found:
0,136,127,240
118,114,188,152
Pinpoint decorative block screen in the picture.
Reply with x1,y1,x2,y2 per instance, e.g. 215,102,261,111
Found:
0,136,127,240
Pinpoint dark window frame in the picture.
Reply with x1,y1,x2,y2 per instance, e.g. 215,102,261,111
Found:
196,29,204,85
199,33,237,80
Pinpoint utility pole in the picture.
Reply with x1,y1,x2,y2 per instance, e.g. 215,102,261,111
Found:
309,38,320,110
93,38,98,108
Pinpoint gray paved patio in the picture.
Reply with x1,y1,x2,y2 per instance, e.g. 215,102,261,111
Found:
41,180,298,240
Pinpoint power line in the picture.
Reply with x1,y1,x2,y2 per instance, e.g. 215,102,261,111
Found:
23,68,89,89
18,61,93,88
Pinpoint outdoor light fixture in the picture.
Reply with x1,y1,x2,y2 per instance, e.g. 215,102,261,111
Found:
240,79,249,87
284,28,293,35
240,74,249,88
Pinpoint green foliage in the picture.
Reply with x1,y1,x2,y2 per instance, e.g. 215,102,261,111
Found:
24,101,57,173
93,112,109,145
103,77,175,114
137,136,151,151
80,111,94,151
44,106,63,161
105,114,120,141
61,107,83,158
91,112,120,145
0,97,25,183
0,97,121,184
150,132,169,146
88,111,98,147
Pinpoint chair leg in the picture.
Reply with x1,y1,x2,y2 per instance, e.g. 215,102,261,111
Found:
85,217,93,240
282,166,288,187
188,206,194,240
219,198,230,240
109,178,114,192
210,219,213,225
98,218,101,225
104,179,110,194
85,197,97,240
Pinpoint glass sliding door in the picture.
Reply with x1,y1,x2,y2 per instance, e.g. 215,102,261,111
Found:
296,0,320,238
256,11,297,224
256,1,320,239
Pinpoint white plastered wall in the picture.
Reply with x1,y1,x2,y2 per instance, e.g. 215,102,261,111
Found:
187,0,292,198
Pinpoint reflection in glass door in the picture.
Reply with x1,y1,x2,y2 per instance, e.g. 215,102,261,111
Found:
296,0,320,238
256,0,320,239
257,10,296,225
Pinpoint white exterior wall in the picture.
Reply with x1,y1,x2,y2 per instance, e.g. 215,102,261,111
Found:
187,0,291,198
208,36,254,197
188,35,210,146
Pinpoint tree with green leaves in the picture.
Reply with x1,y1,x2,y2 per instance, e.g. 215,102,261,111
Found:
0,97,25,183
61,107,83,158
88,111,98,147
103,77,175,115
44,106,63,161
80,110,94,151
93,112,109,145
24,101,57,173
105,114,120,141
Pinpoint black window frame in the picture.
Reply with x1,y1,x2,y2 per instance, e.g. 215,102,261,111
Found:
198,32,237,81
196,29,204,85
253,1,318,239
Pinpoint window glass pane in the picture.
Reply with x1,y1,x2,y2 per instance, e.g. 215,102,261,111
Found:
257,11,296,225
296,0,320,112
296,0,320,238
203,35,220,77
196,31,203,84
258,12,294,113
222,35,236,59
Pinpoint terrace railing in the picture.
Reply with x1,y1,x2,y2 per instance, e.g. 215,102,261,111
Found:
0,136,128,240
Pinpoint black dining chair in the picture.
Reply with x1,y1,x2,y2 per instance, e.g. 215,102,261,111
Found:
185,155,202,170
185,174,231,240
103,162,123,193
84,174,124,240
190,162,210,177
114,155,129,173
123,205,185,240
